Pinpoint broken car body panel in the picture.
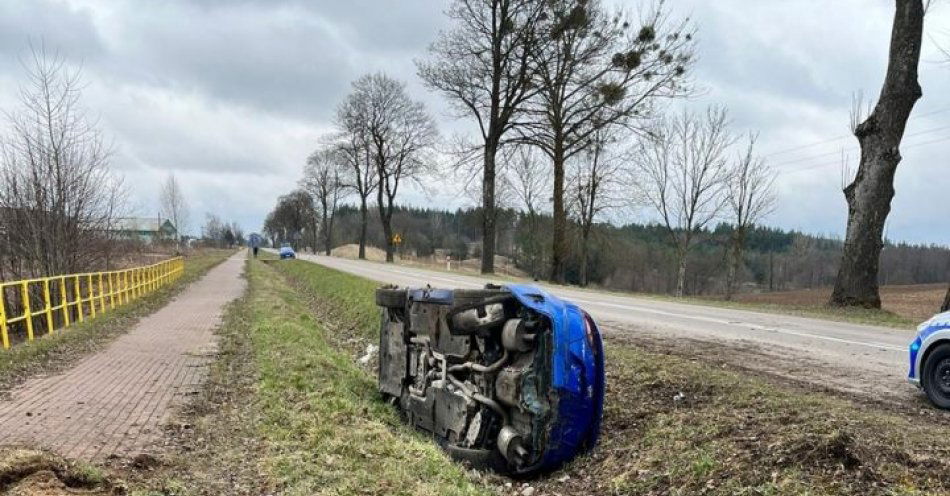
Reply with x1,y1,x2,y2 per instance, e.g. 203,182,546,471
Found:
376,284,605,475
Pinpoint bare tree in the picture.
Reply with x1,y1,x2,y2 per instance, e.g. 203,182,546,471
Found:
942,285,950,313
723,134,776,300
633,106,734,297
0,45,125,279
830,0,925,308
569,128,623,286
338,73,437,263
517,0,693,282
203,213,229,248
504,146,549,278
159,173,188,243
302,147,347,256
329,128,378,259
418,0,543,274
262,190,313,250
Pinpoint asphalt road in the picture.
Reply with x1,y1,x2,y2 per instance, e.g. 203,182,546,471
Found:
292,252,918,400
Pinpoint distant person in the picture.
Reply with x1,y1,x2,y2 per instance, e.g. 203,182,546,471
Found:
249,233,262,258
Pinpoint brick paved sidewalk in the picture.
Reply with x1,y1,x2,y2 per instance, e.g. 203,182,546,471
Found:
0,252,246,460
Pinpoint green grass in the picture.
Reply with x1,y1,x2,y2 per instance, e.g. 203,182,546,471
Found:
0,249,235,392
252,259,488,495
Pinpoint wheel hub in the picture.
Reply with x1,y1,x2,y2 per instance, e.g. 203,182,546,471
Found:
935,358,950,394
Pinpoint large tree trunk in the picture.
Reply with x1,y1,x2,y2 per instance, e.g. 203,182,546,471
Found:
549,143,566,283
725,230,745,301
324,216,333,256
830,0,924,308
941,285,950,313
382,217,394,263
320,210,330,256
675,252,688,298
481,142,497,274
358,197,368,259
377,188,395,263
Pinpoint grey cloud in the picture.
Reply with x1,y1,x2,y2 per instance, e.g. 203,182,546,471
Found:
0,0,104,68
0,0,947,242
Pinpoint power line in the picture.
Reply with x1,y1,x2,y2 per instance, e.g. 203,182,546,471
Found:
769,124,950,169
777,134,950,176
762,105,950,158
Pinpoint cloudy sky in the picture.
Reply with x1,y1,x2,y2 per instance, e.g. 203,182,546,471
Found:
0,0,948,244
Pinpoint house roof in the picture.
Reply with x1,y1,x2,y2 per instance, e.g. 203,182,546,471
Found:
111,217,176,233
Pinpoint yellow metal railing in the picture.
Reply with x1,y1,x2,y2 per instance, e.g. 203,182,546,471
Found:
0,257,184,350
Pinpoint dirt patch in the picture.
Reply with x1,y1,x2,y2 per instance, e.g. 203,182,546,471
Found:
331,243,390,262
734,283,946,323
0,449,120,495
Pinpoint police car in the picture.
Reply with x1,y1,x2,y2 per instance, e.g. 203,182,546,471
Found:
909,310,950,409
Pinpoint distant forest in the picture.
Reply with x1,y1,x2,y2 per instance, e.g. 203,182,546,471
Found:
324,205,950,296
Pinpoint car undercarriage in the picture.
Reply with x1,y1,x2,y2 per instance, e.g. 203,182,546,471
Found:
376,285,603,475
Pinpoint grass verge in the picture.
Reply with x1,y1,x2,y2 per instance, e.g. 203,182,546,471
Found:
133,257,489,495
0,249,235,394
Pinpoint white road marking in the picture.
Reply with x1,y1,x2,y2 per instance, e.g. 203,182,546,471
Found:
305,255,909,354
565,296,906,352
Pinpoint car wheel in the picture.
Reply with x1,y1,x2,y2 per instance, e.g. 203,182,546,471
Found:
922,343,950,409
376,288,407,308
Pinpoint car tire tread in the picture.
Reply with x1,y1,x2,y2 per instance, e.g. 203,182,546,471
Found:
922,343,950,410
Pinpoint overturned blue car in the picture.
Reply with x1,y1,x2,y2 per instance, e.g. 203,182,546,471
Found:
375,284,605,476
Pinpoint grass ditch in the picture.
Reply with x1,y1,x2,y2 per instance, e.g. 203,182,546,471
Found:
0,249,235,395
266,259,950,495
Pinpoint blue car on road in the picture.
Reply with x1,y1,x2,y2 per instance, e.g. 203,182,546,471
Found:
375,284,605,476
909,310,950,408
278,243,296,259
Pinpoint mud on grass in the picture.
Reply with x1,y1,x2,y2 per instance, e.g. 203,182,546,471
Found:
0,449,121,495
